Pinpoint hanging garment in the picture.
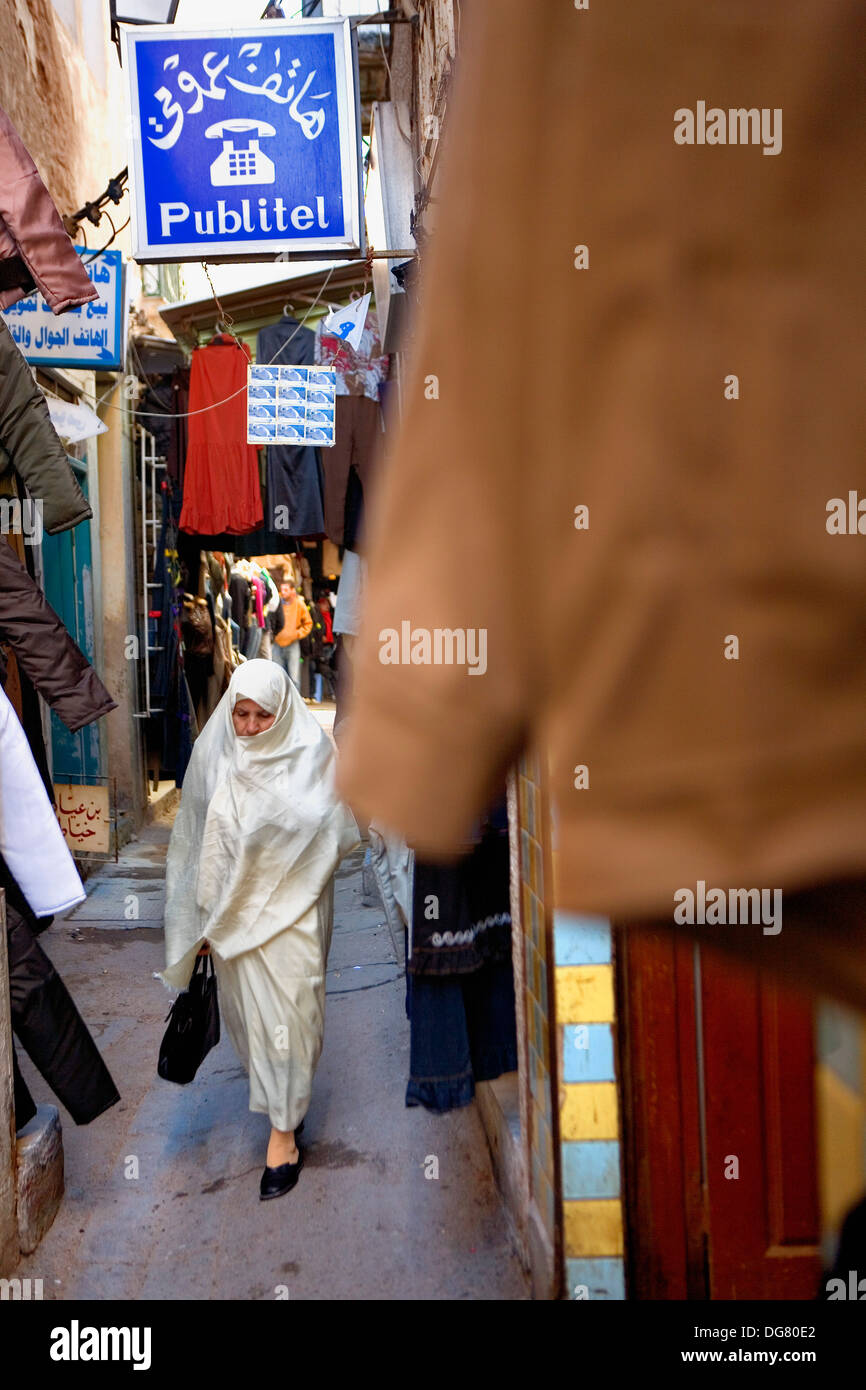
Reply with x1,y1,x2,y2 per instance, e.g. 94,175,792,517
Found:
333,548,365,637
406,962,518,1113
162,661,359,1127
4,872,120,1127
409,817,511,977
322,395,381,547
314,308,389,402
257,316,325,539
0,317,92,533
1,518,57,811
167,366,191,487
0,541,115,731
0,683,85,916
0,104,97,315
337,0,866,984
180,335,263,535
228,567,251,637
406,817,516,1112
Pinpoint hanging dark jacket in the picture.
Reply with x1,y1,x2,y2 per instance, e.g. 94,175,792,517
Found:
0,103,97,316
0,317,91,534
256,316,325,538
0,541,115,730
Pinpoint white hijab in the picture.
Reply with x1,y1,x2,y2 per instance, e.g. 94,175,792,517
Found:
162,660,359,988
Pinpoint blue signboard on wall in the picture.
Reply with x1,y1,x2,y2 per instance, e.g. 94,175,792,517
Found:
122,19,363,263
1,247,123,369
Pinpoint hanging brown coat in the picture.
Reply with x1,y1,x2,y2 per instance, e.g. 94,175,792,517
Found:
0,541,115,730
0,103,97,315
339,2,866,962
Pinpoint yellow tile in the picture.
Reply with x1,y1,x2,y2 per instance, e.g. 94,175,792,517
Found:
555,965,615,1023
564,1199,624,1257
560,1082,619,1140
817,1062,866,1232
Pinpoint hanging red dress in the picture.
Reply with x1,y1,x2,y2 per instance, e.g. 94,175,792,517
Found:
180,334,263,535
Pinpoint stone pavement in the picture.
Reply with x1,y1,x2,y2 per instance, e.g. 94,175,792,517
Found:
15,810,528,1300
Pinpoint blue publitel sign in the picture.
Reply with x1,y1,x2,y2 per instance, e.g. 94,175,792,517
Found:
1,247,124,369
121,19,363,263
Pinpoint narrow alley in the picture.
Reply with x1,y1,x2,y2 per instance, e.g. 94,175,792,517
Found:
14,799,527,1300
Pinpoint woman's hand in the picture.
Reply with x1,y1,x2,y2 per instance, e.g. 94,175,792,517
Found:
197,942,211,957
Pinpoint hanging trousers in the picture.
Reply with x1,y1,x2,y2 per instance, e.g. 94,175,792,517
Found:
323,396,381,545
5,895,120,1128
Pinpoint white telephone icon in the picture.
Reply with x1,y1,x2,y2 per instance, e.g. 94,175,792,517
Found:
205,118,276,187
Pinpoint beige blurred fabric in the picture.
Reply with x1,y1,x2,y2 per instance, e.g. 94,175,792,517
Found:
339,1,866,930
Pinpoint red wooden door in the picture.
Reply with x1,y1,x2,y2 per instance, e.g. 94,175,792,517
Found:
619,928,822,1299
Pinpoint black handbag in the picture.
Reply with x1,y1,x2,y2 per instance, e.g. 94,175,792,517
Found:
157,952,220,1084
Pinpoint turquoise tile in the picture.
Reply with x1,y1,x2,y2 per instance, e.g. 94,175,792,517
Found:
561,1140,621,1199
553,910,612,965
562,1023,616,1082
565,1257,626,1301
520,829,530,881
817,1001,863,1094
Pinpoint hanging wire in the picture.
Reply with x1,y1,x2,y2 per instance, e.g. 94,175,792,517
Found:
81,211,131,264
85,261,340,421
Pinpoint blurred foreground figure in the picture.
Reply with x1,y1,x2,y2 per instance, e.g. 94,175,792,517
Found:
339,0,866,1009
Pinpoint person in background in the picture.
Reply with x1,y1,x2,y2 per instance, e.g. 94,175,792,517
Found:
311,590,337,703
269,577,312,691
163,661,359,1201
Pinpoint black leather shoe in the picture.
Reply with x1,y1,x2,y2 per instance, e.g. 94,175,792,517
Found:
259,1149,303,1201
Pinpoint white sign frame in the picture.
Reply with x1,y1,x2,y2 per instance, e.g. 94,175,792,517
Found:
121,18,364,264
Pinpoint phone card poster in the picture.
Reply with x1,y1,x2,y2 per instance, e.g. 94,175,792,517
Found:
247,364,337,447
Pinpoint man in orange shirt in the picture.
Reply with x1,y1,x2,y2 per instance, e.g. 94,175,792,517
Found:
269,579,312,691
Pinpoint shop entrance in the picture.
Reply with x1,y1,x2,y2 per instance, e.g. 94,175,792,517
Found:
619,928,822,1299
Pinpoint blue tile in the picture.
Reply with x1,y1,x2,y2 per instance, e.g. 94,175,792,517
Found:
561,1140,621,1199
554,910,612,965
562,1023,616,1082
565,1257,625,1301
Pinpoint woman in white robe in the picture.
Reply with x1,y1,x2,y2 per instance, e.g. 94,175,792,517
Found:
163,660,359,1200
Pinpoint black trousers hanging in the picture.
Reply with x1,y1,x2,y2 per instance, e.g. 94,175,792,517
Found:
5,890,120,1128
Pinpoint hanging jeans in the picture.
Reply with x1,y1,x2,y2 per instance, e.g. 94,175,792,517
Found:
405,957,518,1112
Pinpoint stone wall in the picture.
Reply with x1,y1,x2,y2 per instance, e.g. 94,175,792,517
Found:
0,0,128,231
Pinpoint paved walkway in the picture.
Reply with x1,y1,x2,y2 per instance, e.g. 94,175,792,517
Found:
16,811,528,1301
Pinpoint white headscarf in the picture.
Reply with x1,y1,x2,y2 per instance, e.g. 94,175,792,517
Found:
162,660,359,988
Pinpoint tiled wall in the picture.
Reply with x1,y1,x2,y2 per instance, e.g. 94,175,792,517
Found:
516,750,559,1275
515,750,627,1299
554,911,625,1299
816,1001,866,1260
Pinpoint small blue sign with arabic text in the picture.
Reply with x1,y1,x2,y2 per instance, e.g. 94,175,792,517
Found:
1,247,123,369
